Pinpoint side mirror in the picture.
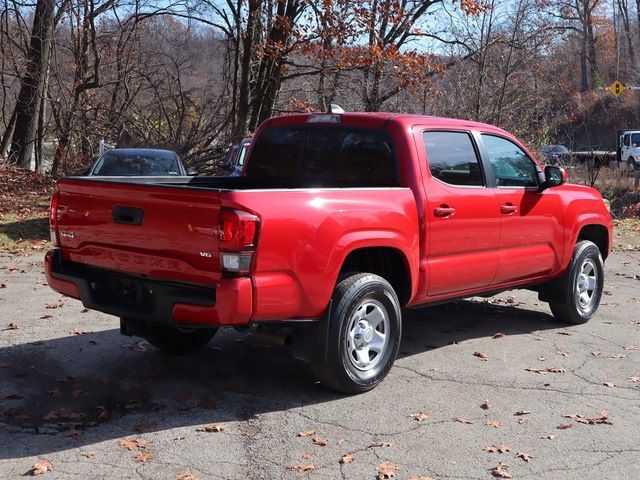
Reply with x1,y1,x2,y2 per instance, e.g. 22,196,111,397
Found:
540,165,568,190
187,169,198,176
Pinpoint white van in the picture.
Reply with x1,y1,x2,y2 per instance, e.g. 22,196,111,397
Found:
619,130,640,170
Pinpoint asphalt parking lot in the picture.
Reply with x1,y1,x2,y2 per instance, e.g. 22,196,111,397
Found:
0,250,639,479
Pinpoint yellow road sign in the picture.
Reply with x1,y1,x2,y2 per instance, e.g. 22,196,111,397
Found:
610,80,625,96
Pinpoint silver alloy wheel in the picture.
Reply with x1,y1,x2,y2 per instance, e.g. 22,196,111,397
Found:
344,300,390,371
575,258,598,312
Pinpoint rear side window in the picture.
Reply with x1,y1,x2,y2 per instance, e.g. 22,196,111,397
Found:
246,127,397,186
423,131,484,186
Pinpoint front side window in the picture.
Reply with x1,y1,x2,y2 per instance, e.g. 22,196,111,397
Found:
632,133,640,146
423,131,484,186
624,134,630,147
482,135,539,188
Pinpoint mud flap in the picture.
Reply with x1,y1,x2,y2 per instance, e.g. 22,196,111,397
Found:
290,301,332,363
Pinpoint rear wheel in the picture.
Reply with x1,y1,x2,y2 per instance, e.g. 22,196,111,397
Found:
548,240,604,324
143,324,217,354
313,273,401,393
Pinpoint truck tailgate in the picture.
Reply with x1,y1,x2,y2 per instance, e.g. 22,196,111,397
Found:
56,178,222,285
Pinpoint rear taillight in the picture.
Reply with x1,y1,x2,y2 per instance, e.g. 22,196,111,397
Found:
219,208,259,274
49,190,60,246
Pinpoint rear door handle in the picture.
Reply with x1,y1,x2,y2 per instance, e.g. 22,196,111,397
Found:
434,205,456,217
500,203,518,214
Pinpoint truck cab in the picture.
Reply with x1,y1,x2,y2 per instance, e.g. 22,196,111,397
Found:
618,130,640,170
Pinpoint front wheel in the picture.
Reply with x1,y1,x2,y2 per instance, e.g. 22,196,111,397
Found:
313,273,402,393
548,240,604,324
628,157,638,172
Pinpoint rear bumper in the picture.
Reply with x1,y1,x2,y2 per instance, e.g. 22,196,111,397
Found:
44,249,252,326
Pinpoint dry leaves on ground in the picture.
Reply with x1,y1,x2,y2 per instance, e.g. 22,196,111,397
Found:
45,301,64,309
176,472,199,480
473,351,488,359
557,423,573,430
133,452,154,463
370,441,393,448
196,424,224,433
485,444,511,453
492,332,505,338
480,400,491,410
297,430,316,437
526,366,565,373
312,436,328,446
377,460,399,479
485,419,501,428
454,417,473,424
628,376,640,382
563,411,612,425
514,410,531,416
516,451,533,462
289,463,316,473
81,451,95,458
340,453,355,464
411,411,429,422
117,438,151,451
5,323,19,330
491,462,512,478
29,460,53,476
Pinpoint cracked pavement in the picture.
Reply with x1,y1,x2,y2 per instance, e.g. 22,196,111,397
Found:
0,250,639,479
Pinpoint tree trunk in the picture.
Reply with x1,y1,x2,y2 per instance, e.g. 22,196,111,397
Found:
8,0,56,169
0,108,17,160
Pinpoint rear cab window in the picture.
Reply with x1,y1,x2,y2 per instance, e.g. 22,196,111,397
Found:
246,126,398,187
422,131,484,187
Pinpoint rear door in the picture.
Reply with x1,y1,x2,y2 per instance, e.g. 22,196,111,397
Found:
479,134,564,285
418,130,500,297
56,178,223,285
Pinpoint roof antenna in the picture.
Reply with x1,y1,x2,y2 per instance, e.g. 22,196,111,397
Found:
328,104,345,114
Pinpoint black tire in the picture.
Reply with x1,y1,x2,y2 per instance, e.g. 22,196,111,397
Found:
144,324,217,354
313,273,401,393
548,240,604,325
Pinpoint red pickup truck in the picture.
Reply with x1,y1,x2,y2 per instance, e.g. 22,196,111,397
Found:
45,112,613,392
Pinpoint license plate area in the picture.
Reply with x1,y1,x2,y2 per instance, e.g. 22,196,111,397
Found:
89,273,155,314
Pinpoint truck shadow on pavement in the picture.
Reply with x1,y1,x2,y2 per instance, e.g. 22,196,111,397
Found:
0,298,559,459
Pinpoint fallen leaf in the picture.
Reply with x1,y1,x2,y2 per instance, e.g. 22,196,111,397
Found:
30,460,53,476
492,332,505,339
485,419,501,428
297,430,316,437
542,434,556,439
525,367,565,374
624,345,638,351
312,436,328,446
514,410,531,416
39,315,52,320
70,328,89,335
0,283,5,288
485,444,511,453
628,376,640,382
377,460,399,479
370,441,393,447
557,331,572,336
340,453,355,464
517,418,527,424
81,451,95,458
481,400,491,410
5,323,19,330
454,417,473,424
196,424,224,433
557,351,569,357
603,382,615,388
289,463,315,473
45,301,64,309
516,451,533,462
133,452,154,463
176,472,199,480
473,351,487,359
411,411,429,422
117,438,150,451
591,351,602,357
81,308,89,313
557,423,572,429
491,461,512,478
